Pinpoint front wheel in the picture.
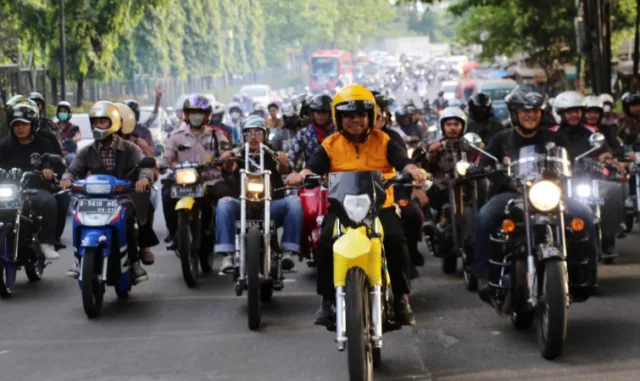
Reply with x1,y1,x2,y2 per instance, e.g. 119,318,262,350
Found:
246,227,262,330
25,246,44,282
537,260,568,360
346,267,374,381
178,210,200,288
81,249,105,319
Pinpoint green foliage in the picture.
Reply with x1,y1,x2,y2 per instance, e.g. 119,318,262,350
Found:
407,8,454,42
452,0,576,69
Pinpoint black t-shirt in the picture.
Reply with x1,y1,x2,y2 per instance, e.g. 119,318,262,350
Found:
229,148,286,200
38,129,63,156
480,127,572,167
553,124,611,160
0,136,56,172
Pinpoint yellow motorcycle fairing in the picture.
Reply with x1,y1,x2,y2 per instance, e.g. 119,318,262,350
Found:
333,219,384,288
175,197,195,211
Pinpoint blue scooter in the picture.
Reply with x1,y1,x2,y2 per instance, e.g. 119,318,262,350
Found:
70,157,155,318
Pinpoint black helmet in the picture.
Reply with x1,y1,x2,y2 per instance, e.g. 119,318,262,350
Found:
622,92,640,116
28,92,45,107
8,103,39,137
505,86,546,128
403,102,417,115
309,94,332,113
468,93,493,120
123,100,140,122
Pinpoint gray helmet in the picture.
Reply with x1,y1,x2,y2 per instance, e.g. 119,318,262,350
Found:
439,106,467,134
584,95,603,111
598,93,614,105
242,115,268,134
552,91,585,124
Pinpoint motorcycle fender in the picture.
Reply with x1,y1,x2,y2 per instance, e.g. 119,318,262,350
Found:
538,245,565,261
333,228,371,260
175,197,195,211
78,229,111,257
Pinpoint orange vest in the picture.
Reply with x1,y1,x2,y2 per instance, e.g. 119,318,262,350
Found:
322,129,397,208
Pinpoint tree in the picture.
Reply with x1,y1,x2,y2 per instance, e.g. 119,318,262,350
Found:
452,0,576,72
408,8,455,42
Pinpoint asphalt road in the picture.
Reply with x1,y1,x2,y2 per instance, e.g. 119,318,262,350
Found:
0,197,638,381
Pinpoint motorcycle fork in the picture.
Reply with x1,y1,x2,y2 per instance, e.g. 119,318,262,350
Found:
522,184,538,306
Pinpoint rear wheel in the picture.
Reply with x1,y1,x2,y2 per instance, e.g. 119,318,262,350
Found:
462,247,477,291
178,210,200,287
25,245,44,282
246,227,262,331
346,267,374,381
81,249,104,319
537,260,568,360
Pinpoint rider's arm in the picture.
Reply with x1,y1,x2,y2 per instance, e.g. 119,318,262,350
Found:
387,139,416,172
301,146,330,178
478,131,504,167
161,135,178,168
132,145,154,182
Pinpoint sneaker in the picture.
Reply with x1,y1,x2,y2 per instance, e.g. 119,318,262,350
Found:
66,261,79,278
140,249,155,265
54,240,67,250
40,244,60,260
281,252,295,270
131,261,149,284
166,240,177,251
394,296,416,326
220,255,235,274
313,299,336,327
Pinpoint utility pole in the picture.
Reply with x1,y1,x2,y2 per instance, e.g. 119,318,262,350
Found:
633,0,640,89
58,0,66,101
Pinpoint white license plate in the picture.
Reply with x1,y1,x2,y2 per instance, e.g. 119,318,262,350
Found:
171,185,204,198
77,199,118,213
236,220,276,232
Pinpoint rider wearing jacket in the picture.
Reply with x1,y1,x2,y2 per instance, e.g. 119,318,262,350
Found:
466,93,503,143
161,94,235,251
28,92,61,142
285,85,428,327
209,101,234,142
583,95,625,158
270,104,302,162
473,87,597,303
61,101,155,283
618,92,640,152
0,101,61,260
215,116,303,273
552,91,626,255
599,93,621,129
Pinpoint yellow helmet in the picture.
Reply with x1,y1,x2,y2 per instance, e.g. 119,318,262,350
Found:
332,85,377,142
89,101,121,140
113,102,136,135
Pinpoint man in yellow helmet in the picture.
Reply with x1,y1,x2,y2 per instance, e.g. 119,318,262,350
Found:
285,85,427,326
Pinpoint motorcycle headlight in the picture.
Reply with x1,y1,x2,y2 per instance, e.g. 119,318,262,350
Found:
86,184,112,194
343,194,371,224
455,160,471,177
247,180,265,193
176,168,198,185
528,180,561,212
0,185,17,200
407,148,415,158
576,184,592,198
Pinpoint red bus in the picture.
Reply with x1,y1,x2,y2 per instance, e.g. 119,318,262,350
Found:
309,50,353,92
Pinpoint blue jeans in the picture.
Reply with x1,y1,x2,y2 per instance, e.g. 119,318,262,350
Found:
473,192,597,278
65,153,75,167
214,196,303,254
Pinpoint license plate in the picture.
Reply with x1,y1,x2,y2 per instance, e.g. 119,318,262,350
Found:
171,185,204,198
236,220,276,233
77,199,119,213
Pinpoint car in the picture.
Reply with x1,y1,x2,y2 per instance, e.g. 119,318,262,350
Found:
239,84,271,108
440,80,458,102
472,79,518,124
63,113,93,152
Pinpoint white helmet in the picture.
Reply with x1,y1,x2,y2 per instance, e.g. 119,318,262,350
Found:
439,106,467,133
212,101,225,115
598,93,614,105
584,95,603,111
552,91,585,124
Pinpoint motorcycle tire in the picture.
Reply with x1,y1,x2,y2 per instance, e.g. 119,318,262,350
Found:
346,267,374,380
537,260,568,360
81,249,105,319
178,210,200,288
247,227,262,331
25,243,44,282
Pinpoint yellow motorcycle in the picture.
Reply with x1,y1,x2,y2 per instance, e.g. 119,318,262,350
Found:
329,170,410,380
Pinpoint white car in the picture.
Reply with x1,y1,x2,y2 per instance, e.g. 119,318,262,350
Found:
440,81,457,102
239,84,271,107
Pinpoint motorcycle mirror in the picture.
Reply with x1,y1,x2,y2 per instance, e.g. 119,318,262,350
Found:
589,132,605,148
138,157,156,169
463,132,483,147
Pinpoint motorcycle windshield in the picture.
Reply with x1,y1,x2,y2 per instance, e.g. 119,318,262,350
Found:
512,145,571,180
327,171,386,217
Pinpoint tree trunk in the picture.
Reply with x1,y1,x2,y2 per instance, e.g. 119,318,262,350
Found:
50,75,58,104
76,77,84,107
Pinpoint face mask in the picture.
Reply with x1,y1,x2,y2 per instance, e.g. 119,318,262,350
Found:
189,113,205,128
230,111,240,120
57,113,70,122
603,105,612,113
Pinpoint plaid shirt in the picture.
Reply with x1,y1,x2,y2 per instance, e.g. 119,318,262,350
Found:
286,124,336,171
97,137,118,172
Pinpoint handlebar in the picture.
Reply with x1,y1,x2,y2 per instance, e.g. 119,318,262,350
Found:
273,174,323,193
